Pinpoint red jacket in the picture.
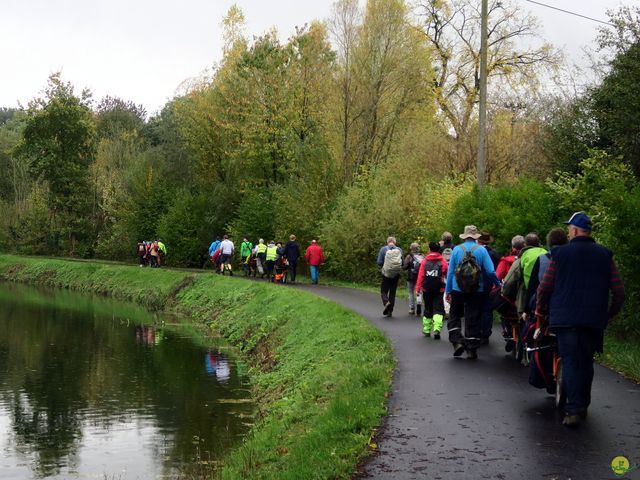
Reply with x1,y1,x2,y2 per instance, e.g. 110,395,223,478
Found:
496,251,518,281
305,243,325,266
416,252,448,294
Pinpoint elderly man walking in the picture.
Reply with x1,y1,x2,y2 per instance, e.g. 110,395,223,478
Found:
536,212,625,427
377,237,403,317
445,225,501,359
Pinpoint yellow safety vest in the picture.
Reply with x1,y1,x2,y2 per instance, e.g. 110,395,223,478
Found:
266,245,278,261
256,243,267,254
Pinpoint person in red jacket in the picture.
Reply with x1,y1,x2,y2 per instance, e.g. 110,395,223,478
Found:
416,242,448,339
495,235,525,281
305,239,325,285
495,235,525,351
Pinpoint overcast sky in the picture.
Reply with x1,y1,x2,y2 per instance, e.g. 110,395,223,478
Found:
0,0,626,115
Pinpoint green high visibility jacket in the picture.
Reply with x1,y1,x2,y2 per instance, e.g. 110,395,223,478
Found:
158,242,167,254
266,245,278,261
520,246,547,289
240,241,253,257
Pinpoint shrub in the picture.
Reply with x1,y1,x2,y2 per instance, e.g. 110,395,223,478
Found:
446,178,563,254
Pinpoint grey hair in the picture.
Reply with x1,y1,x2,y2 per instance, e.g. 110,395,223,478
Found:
410,242,420,252
511,235,525,250
525,233,541,247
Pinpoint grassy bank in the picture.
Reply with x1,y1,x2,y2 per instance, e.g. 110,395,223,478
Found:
598,336,640,384
0,255,394,479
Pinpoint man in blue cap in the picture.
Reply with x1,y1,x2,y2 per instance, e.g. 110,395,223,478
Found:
536,211,625,426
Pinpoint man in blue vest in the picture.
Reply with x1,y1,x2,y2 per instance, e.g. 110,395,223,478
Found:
536,211,625,427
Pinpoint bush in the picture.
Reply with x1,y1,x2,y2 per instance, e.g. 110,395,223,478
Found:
445,178,563,254
227,190,276,244
319,156,429,282
156,190,222,268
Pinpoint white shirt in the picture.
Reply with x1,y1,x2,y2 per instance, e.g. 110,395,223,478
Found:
220,239,234,255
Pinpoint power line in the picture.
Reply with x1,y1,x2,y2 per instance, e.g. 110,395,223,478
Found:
524,0,615,27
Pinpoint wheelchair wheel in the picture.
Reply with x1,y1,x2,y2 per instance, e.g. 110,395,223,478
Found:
555,359,566,409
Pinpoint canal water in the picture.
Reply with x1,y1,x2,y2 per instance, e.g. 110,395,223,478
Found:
0,283,254,479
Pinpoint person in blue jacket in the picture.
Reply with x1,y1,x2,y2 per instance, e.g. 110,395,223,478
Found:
445,225,501,359
208,237,221,257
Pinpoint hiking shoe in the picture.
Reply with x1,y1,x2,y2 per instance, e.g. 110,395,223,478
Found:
433,331,441,340
383,302,392,315
562,414,581,427
385,312,393,318
466,349,478,360
453,343,465,357
505,339,515,353
409,309,415,315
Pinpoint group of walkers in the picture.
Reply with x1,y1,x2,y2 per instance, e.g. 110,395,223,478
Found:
377,212,625,427
207,234,325,284
136,240,167,268
137,212,625,428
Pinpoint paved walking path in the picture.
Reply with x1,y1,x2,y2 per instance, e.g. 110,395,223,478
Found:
299,284,640,480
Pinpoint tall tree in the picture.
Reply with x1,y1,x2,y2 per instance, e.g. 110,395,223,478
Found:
592,42,640,175
14,73,96,255
597,5,640,56
331,0,435,181
329,0,361,182
415,0,557,171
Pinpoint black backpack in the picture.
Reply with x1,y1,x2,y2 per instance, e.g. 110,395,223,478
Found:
408,253,424,281
455,245,481,293
422,259,444,294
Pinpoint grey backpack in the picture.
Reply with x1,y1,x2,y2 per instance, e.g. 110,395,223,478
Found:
382,248,403,278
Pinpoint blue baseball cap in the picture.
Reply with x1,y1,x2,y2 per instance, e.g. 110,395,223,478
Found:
563,211,592,231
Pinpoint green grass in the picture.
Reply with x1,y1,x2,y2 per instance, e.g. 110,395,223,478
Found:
0,254,394,479
598,335,640,384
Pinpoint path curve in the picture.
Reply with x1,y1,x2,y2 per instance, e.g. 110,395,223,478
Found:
298,284,640,480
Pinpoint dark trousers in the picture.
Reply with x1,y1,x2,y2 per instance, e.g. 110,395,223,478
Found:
288,260,298,282
448,291,483,349
556,327,603,415
424,291,445,318
241,255,249,275
380,275,400,311
479,292,494,339
265,260,275,280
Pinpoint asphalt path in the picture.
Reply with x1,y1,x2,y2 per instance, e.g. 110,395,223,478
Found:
298,284,640,480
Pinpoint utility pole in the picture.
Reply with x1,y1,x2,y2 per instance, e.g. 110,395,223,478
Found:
477,0,488,186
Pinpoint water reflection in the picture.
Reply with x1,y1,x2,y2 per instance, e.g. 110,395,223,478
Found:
0,283,254,479
205,350,231,383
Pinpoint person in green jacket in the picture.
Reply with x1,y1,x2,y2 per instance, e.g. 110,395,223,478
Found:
519,233,547,290
265,241,278,281
240,237,253,276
